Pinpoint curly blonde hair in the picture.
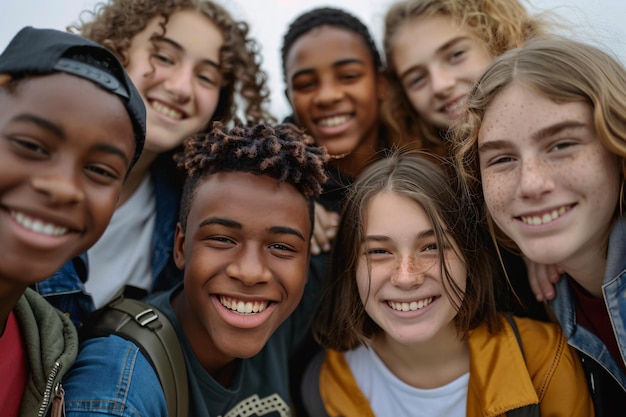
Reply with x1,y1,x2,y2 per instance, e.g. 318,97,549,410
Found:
452,35,626,248
381,0,548,153
74,0,274,127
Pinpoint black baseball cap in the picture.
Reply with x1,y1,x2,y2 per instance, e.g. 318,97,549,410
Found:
0,26,146,169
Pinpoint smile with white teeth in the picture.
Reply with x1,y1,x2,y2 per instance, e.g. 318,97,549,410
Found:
317,115,352,127
151,101,183,120
11,211,68,236
219,295,269,314
520,206,569,225
444,97,465,113
388,297,434,312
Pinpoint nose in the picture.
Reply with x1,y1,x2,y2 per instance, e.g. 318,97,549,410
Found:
312,79,343,106
163,64,193,104
518,157,555,199
431,67,455,97
390,254,427,289
31,171,84,206
225,245,272,286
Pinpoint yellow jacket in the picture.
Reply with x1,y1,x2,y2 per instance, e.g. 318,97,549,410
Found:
316,316,594,417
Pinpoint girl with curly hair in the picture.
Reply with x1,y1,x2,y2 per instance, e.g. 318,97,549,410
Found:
35,0,274,326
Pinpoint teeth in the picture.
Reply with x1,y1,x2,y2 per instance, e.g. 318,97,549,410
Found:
444,97,465,113
11,211,68,236
220,296,268,314
388,297,434,312
151,101,183,120
318,115,351,127
521,206,568,225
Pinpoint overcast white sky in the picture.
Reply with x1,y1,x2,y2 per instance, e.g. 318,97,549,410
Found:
1,0,625,119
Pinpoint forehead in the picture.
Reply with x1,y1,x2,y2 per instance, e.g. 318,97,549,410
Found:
285,25,373,74
0,73,134,154
188,171,311,231
132,9,224,59
479,82,592,143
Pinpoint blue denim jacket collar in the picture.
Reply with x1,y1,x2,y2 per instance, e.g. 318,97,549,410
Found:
550,216,626,390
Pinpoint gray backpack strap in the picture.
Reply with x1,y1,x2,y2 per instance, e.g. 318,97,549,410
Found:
82,291,188,417
301,350,330,417
506,315,541,417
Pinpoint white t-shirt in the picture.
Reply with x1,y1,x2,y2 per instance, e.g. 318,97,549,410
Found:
85,175,156,308
345,344,469,417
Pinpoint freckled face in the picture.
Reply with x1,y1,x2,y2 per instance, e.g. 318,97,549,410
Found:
478,82,621,270
357,192,466,347
390,15,492,129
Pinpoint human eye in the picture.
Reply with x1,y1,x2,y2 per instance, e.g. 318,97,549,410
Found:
549,140,576,153
449,48,467,63
9,136,49,158
84,164,122,184
339,71,363,83
403,72,426,90
204,235,236,248
269,242,298,258
292,77,316,92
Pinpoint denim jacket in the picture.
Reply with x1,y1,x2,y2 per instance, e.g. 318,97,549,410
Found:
550,217,626,414
33,160,183,327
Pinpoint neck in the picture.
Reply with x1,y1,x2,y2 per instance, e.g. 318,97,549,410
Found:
119,149,159,206
328,128,381,178
370,325,469,389
560,236,609,298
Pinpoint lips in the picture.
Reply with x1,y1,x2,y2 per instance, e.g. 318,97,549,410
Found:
441,96,465,115
519,205,572,225
10,210,69,236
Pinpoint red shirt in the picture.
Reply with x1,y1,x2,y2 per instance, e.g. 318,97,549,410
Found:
0,311,28,417
569,279,626,375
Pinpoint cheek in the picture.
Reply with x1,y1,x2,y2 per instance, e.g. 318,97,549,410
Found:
197,89,221,125
355,261,371,304
481,172,509,214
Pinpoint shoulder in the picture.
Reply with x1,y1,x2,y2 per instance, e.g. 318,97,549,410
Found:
64,335,166,416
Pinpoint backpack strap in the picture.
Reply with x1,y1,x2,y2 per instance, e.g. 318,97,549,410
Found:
81,290,188,417
505,315,541,417
301,350,330,417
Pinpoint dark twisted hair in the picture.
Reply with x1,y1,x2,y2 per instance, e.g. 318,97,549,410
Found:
176,121,329,229
280,7,384,81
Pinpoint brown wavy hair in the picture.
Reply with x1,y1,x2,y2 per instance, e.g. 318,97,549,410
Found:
73,0,274,127
313,151,501,351
381,0,549,153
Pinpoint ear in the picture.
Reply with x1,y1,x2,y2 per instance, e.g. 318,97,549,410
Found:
173,222,186,270
376,72,389,101
284,87,292,107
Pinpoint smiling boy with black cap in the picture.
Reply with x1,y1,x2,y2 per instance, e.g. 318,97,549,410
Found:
0,26,145,417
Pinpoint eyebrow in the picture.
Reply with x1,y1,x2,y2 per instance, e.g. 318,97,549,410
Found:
154,37,220,69
12,114,130,163
478,120,587,153
198,217,305,241
398,36,470,81
290,58,365,82
363,229,435,243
